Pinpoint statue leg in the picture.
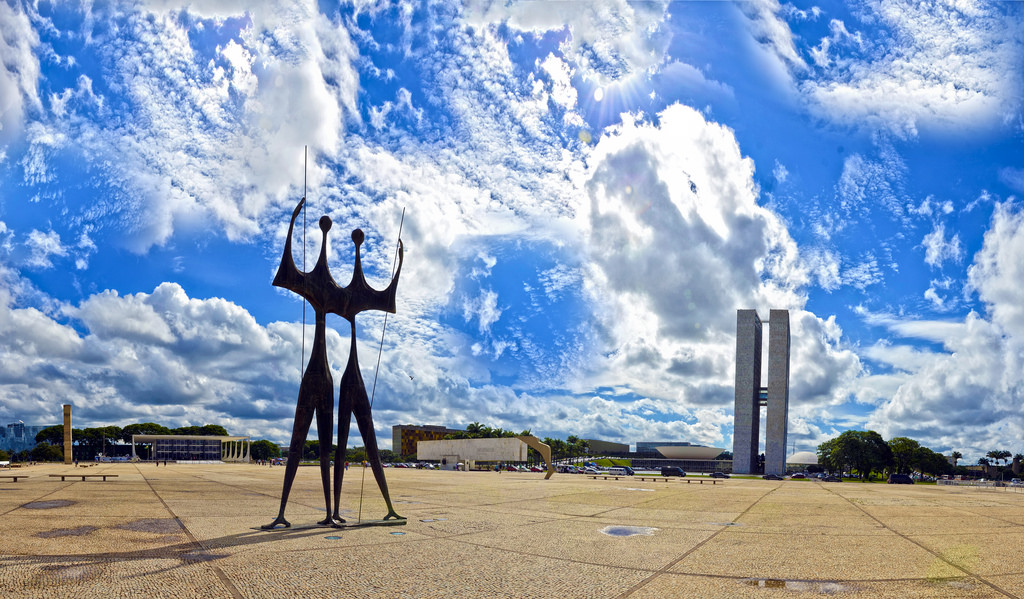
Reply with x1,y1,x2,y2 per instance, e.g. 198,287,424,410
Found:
261,382,317,529
315,386,334,526
352,392,404,520
331,390,354,525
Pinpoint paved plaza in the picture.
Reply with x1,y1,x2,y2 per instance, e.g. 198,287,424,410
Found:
1,463,1023,598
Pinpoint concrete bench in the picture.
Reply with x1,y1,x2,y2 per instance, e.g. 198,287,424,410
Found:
49,474,119,482
588,475,621,480
0,475,28,482
637,477,670,482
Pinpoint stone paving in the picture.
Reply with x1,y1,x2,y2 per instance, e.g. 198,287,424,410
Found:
1,463,1022,598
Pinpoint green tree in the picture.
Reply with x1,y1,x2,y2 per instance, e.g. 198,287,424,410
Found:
817,437,840,474
200,424,229,437
35,425,65,446
121,423,172,442
888,437,921,474
250,440,281,461
0,449,10,461
950,451,962,467
31,442,65,462
378,449,400,463
916,447,952,477
830,430,891,481
346,446,368,463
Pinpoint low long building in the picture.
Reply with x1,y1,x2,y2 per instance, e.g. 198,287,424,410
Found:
131,435,251,462
417,437,530,468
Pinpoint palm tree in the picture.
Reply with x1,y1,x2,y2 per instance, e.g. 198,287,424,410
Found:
951,451,962,467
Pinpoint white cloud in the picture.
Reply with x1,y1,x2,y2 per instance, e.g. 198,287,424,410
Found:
967,201,1024,338
921,222,963,268
465,0,672,85
576,104,860,428
999,167,1024,194
462,288,502,335
742,0,1024,137
857,203,1024,455
0,2,41,146
24,229,68,269
18,2,359,253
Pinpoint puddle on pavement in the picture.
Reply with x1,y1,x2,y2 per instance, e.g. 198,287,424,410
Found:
708,522,743,527
36,526,98,538
22,500,75,509
744,579,853,592
600,526,658,537
116,518,183,534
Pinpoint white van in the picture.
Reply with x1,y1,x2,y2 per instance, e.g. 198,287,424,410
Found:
608,467,633,476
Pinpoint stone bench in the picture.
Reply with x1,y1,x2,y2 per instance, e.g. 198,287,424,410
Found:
0,475,28,482
49,474,119,482
588,475,621,480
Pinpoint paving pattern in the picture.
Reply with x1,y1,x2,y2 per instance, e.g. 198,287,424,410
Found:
1,464,1022,598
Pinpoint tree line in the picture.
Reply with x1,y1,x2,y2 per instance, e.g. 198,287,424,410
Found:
0,422,230,462
817,430,1020,481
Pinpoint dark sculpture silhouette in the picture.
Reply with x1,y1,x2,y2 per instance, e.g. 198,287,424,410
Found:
263,197,404,529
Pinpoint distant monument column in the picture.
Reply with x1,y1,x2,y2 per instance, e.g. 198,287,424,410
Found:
764,310,791,476
63,405,73,464
732,309,791,475
732,310,762,474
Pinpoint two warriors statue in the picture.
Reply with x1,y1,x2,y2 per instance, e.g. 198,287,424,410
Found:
263,197,404,529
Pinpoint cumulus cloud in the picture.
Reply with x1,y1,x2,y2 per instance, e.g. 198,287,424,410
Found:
24,229,68,269
863,203,1024,456
464,0,671,84
16,2,358,252
0,2,41,146
575,104,860,440
921,222,963,268
0,280,322,440
742,0,1024,136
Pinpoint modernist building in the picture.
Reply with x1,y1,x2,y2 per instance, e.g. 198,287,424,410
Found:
733,309,790,476
0,421,56,452
584,439,629,455
130,435,251,462
392,424,464,458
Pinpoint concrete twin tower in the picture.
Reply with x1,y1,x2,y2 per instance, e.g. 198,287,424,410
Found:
733,309,790,476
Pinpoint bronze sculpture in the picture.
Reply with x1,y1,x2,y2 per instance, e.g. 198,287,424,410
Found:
263,197,404,529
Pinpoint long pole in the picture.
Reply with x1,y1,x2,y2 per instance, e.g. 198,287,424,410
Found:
301,147,307,376
357,208,406,522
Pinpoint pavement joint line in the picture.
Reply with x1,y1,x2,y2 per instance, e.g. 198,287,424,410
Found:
819,483,1020,599
135,463,245,599
614,483,782,599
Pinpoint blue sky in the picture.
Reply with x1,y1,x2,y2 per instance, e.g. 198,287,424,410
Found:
1,0,1023,463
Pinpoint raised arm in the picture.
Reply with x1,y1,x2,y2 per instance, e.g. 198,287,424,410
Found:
272,197,307,294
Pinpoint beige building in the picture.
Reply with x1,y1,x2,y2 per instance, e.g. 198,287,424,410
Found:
417,437,530,469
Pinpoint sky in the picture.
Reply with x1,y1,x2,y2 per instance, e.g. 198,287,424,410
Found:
1,0,1022,463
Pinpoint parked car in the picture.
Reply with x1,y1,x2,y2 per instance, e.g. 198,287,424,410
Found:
710,472,730,479
789,473,806,479
1011,478,1022,486
887,473,914,484
823,475,842,482
762,474,783,480
529,466,544,472
661,467,686,477
608,467,634,476
583,467,599,474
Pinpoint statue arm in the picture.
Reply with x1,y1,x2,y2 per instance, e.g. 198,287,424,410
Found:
272,197,306,293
